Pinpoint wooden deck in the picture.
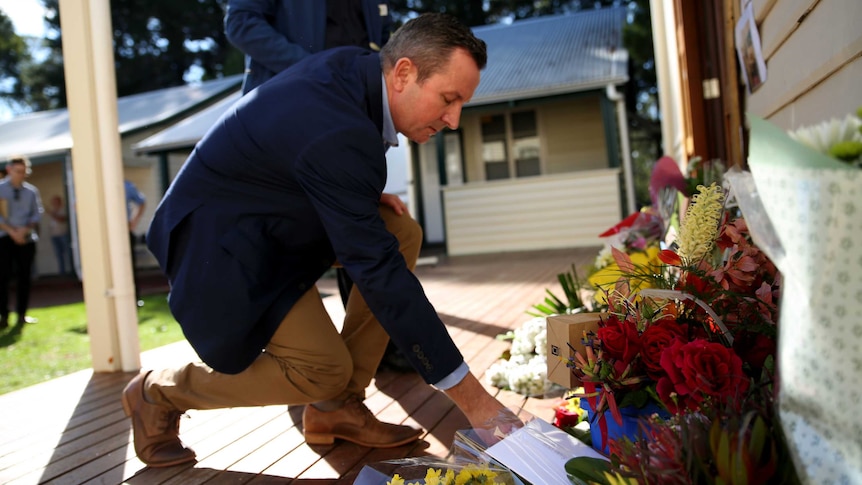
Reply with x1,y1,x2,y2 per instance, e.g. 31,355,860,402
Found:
0,247,598,485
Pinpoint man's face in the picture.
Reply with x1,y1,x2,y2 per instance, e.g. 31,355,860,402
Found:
5,163,27,186
389,48,480,144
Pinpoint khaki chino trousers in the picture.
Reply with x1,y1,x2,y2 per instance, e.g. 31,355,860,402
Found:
147,205,423,412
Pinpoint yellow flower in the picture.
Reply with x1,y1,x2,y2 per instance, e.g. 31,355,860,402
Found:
677,183,724,265
455,464,499,484
424,467,443,485
444,469,456,484
387,474,405,485
588,245,661,303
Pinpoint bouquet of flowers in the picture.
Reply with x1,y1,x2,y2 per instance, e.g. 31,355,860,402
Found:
744,109,862,484
563,182,785,477
353,424,523,485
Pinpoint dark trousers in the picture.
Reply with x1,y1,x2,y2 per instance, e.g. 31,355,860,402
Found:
0,236,37,320
51,234,72,276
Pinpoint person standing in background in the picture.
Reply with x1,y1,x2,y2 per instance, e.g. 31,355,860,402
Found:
47,195,72,276
125,179,146,304
0,157,44,329
225,0,393,94
225,0,413,372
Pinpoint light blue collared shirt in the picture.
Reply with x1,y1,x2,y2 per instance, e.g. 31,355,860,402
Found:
381,75,398,150
380,75,469,391
0,179,43,241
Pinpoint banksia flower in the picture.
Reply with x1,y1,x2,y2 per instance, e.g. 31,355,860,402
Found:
677,183,724,265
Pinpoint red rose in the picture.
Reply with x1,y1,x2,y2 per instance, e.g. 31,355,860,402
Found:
733,331,776,370
658,339,749,413
597,315,641,365
640,322,687,380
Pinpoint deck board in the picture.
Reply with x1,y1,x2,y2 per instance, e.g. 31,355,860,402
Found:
0,247,597,484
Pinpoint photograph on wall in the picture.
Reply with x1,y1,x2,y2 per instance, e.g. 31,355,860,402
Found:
735,2,767,93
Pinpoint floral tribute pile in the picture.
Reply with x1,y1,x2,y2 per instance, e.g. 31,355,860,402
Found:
561,180,801,484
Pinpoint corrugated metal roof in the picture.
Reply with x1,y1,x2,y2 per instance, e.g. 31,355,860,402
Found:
133,8,629,155
470,6,628,106
132,91,241,154
0,74,242,161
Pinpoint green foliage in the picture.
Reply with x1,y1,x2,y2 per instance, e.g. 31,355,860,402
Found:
829,140,862,164
7,0,242,111
0,9,32,112
528,263,591,316
565,457,614,484
0,292,184,395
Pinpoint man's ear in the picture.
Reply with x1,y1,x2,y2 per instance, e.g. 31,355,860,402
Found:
390,57,415,92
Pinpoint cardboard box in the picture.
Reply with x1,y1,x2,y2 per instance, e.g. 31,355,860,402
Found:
546,313,603,388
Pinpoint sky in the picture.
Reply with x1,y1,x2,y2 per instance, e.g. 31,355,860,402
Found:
0,0,46,121
0,0,46,37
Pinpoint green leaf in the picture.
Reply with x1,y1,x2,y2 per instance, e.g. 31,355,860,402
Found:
565,457,613,484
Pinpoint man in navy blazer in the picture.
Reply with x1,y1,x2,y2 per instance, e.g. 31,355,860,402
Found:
225,0,392,94
121,14,518,468
226,0,414,373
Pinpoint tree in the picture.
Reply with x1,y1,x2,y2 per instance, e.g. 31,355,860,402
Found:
0,9,33,114
10,0,243,111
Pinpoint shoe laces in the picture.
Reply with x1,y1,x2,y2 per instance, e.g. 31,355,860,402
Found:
155,408,187,434
344,396,374,420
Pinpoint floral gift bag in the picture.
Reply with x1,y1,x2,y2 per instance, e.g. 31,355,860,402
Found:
746,114,862,485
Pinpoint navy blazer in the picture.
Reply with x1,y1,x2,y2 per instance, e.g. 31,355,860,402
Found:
147,48,464,385
225,0,392,93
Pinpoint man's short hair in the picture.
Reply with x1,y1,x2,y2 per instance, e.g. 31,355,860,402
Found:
381,13,487,82
6,156,32,175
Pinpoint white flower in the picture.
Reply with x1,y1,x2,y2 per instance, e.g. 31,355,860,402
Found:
788,114,862,155
485,316,560,395
510,316,546,356
593,244,615,269
505,355,554,396
535,328,548,358
485,360,512,389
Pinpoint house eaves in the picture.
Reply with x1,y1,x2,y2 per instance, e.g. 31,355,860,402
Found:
132,90,241,155
0,75,242,163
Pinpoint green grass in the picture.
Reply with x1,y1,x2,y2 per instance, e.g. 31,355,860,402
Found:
0,293,185,395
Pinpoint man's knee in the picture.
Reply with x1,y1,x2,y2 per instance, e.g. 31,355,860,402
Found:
379,205,423,264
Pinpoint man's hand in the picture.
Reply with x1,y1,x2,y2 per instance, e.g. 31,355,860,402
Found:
9,227,29,245
380,193,408,216
443,372,523,443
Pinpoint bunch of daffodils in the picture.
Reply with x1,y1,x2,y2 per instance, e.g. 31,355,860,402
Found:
387,464,504,485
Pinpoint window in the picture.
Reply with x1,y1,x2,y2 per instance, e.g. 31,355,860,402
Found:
512,111,540,177
480,110,541,181
481,114,509,180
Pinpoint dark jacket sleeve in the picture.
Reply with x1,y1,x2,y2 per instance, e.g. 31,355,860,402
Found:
224,0,315,76
295,126,465,385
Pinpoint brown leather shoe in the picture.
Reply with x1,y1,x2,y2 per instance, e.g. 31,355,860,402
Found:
121,371,196,467
302,396,422,448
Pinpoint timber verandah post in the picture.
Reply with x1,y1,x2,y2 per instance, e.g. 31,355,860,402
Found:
58,0,140,372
